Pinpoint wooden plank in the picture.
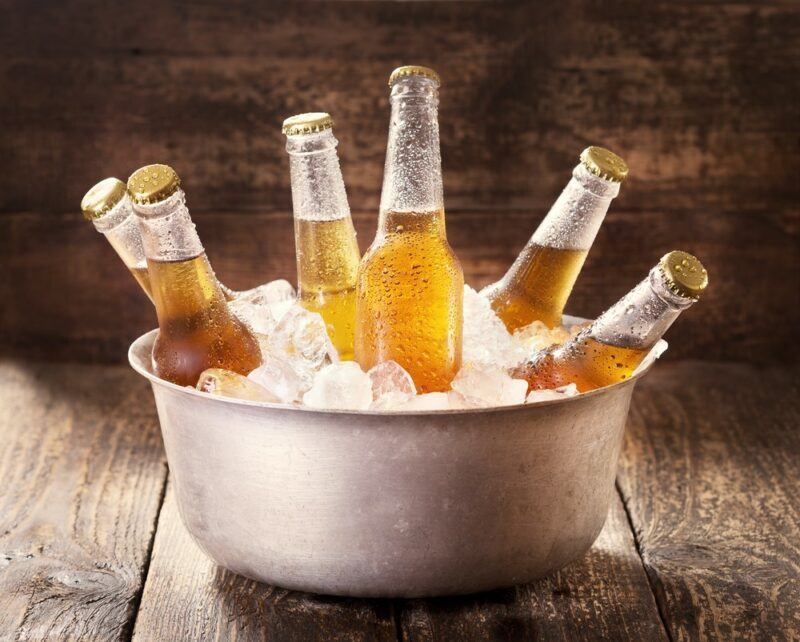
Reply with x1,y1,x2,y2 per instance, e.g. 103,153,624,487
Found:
1,207,796,364
397,495,666,641
617,362,800,640
132,483,398,642
0,361,167,641
0,1,797,214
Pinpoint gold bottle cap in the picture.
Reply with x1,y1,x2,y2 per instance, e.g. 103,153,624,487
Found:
81,177,127,220
388,65,441,87
659,250,708,299
282,112,334,136
580,146,629,183
127,164,181,205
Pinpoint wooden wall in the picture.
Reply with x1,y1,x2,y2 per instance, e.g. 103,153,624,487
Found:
1,0,798,364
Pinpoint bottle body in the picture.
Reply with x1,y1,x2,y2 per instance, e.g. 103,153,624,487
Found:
356,209,463,392
514,251,706,392
82,178,154,302
294,216,359,359
482,149,626,331
284,117,360,360
354,68,463,393
129,166,260,386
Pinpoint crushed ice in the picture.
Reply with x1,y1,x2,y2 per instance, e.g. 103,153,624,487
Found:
198,280,665,410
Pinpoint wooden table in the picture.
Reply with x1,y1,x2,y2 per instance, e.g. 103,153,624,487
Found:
1,359,797,641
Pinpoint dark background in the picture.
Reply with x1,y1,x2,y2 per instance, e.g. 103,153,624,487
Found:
1,1,798,365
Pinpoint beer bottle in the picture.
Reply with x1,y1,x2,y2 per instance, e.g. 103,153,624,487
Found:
127,164,261,386
282,113,360,360
354,66,464,393
514,250,707,393
482,146,628,331
81,177,153,302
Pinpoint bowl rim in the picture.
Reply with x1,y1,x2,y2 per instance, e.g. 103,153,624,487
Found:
129,320,665,416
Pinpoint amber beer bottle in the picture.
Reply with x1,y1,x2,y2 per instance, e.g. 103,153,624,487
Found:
81,178,153,301
282,113,360,360
355,66,464,393
127,164,260,386
482,146,628,331
515,251,707,393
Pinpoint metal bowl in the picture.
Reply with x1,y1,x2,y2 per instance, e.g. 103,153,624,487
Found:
129,326,660,598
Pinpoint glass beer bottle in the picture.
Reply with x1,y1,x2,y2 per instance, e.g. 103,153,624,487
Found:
127,164,261,386
482,146,628,331
514,250,707,393
282,113,360,360
81,177,153,301
355,66,464,393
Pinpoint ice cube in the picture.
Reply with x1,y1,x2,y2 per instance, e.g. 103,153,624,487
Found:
632,340,668,375
236,279,297,324
368,361,416,409
236,279,296,306
302,362,373,410
248,357,311,404
229,298,276,337
396,392,451,411
196,368,280,403
462,286,525,369
451,363,528,407
525,383,579,404
513,320,571,355
267,305,339,370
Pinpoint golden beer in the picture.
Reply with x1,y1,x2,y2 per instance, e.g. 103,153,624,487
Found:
355,210,463,392
516,251,707,393
483,147,628,331
355,67,463,393
483,245,587,330
128,265,153,299
283,113,360,359
128,164,260,386
294,217,359,359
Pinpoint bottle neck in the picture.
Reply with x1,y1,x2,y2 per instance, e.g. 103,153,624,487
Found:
286,129,351,221
531,164,620,250
135,189,204,262
379,76,443,220
93,195,147,270
589,266,696,350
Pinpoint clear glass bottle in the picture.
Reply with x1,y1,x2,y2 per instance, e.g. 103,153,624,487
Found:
354,66,464,393
282,112,360,360
482,146,628,330
128,164,261,386
81,177,153,301
514,250,707,392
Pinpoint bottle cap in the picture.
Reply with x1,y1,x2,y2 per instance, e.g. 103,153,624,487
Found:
127,164,181,205
282,112,334,136
658,250,708,299
388,65,441,87
580,146,629,183
81,177,127,220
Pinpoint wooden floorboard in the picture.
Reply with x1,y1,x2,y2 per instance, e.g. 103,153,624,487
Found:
131,483,398,642
618,362,800,641
0,361,167,641
3,360,797,640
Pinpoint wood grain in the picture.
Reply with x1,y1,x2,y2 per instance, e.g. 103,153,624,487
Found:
132,483,398,642
1,207,795,364
0,1,797,214
0,0,798,365
618,362,800,641
398,495,667,641
0,361,167,641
